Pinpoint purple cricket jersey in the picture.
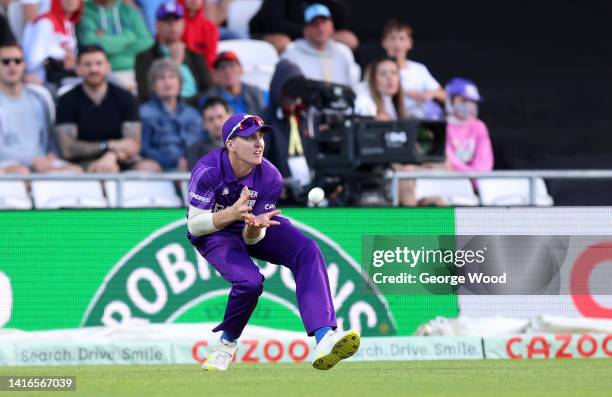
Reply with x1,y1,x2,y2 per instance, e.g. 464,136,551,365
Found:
187,148,283,236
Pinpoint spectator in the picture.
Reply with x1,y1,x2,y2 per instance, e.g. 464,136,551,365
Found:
78,0,153,92
177,0,219,69
250,0,358,54
382,20,446,119
281,3,356,87
445,77,493,172
140,58,203,171
200,51,265,115
22,0,82,86
55,45,157,172
186,95,231,169
264,59,314,195
0,43,81,174
135,1,212,104
354,57,405,120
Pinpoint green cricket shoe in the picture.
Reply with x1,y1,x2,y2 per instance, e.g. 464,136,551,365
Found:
312,329,361,370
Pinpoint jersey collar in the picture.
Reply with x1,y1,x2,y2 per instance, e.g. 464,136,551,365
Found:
221,149,256,187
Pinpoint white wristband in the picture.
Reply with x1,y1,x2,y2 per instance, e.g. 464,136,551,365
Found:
242,225,266,245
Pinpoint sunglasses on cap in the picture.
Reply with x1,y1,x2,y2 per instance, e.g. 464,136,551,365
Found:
1,57,23,66
225,114,265,143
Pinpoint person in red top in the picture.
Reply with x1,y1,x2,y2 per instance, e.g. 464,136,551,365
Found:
177,0,219,69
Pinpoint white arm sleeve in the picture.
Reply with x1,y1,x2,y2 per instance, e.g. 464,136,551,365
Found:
187,205,218,236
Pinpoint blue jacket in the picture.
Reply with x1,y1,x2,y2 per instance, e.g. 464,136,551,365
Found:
140,97,203,168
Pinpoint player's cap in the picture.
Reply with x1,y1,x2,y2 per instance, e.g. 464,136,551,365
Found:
222,113,273,144
213,51,240,69
446,78,483,102
156,1,184,20
304,3,331,24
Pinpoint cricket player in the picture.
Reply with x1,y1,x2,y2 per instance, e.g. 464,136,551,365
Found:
186,113,360,371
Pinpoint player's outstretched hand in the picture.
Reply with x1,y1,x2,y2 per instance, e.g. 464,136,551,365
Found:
246,209,281,228
231,186,254,222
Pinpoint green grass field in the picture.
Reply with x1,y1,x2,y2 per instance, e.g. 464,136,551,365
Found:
1,360,611,397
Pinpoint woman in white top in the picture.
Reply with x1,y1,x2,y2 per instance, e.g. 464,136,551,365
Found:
354,57,406,120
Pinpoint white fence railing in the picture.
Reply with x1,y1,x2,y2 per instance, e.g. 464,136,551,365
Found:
2,170,612,207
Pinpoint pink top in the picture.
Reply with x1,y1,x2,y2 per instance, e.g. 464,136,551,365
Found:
445,118,494,172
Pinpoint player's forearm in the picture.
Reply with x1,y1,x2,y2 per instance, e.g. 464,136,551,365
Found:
212,208,241,230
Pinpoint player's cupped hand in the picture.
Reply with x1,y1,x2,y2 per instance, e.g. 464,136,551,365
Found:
245,210,281,228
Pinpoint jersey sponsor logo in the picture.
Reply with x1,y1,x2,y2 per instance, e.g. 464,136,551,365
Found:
248,200,256,208
264,203,276,210
190,192,211,203
248,190,259,198
82,217,397,337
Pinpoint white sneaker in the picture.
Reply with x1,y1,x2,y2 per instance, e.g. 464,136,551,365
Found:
202,339,237,371
312,329,360,370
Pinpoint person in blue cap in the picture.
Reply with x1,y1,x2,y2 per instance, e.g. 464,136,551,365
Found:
186,112,361,371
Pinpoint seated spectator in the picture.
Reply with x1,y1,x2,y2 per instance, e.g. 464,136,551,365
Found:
281,3,357,87
445,77,493,172
264,59,315,197
186,95,231,169
200,51,265,115
22,0,82,86
381,20,446,120
354,57,405,120
177,0,219,68
140,58,203,171
136,1,212,104
0,43,81,174
55,45,157,172
78,0,153,92
250,0,358,53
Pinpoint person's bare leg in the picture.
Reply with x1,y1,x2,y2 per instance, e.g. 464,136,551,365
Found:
130,159,162,172
262,33,292,54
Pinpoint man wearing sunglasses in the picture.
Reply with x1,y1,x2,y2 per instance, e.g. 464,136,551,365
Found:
186,113,360,371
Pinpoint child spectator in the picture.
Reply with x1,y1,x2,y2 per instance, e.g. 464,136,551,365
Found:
186,95,232,169
22,0,82,86
381,20,446,119
140,58,203,171
445,77,493,172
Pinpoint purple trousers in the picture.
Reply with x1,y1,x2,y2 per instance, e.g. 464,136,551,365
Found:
194,217,337,338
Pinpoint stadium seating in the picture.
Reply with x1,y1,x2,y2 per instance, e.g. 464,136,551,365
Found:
477,178,553,206
0,181,33,209
26,83,55,122
31,180,108,209
415,178,480,206
226,0,262,39
104,176,183,208
217,39,278,91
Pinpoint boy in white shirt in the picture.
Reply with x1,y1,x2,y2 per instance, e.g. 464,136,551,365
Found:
381,20,446,119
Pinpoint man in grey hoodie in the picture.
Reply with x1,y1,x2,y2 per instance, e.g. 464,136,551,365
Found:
281,3,356,88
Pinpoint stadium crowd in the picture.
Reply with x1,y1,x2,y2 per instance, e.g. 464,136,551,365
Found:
0,0,494,206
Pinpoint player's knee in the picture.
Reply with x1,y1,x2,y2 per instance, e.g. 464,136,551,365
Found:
236,276,263,296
